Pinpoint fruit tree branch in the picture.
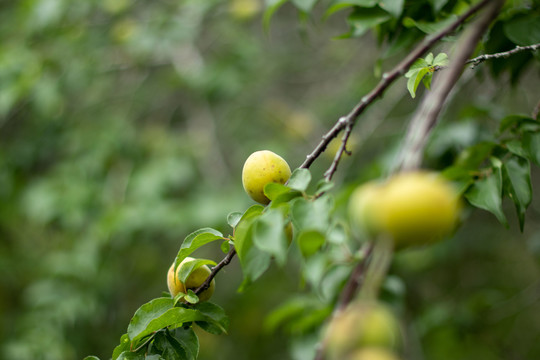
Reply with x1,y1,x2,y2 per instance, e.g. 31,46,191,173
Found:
193,247,237,297
466,42,540,68
299,0,494,176
397,0,504,172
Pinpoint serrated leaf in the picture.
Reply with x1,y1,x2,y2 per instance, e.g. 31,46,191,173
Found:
503,156,532,231
193,302,230,335
287,168,312,191
127,298,211,343
379,0,403,18
174,228,223,270
297,229,326,258
465,163,508,227
112,334,131,360
227,212,243,229
425,52,434,64
178,258,216,284
347,7,391,37
253,208,288,266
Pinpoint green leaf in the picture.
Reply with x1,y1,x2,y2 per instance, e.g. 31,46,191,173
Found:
499,114,538,134
112,334,131,360
403,15,458,34
151,331,189,360
253,208,289,266
504,14,540,46
169,327,199,360
84,357,100,360
220,240,231,254
291,0,318,12
297,230,326,258
227,212,243,229
347,7,392,37
116,352,145,360
455,142,495,169
523,132,540,166
422,72,433,90
234,205,271,289
465,160,508,227
178,258,216,284
127,298,173,342
291,195,334,232
433,52,449,66
429,0,449,14
264,296,320,333
174,228,223,269
406,67,429,98
287,168,312,192
379,0,403,18
264,182,291,201
192,302,230,335
315,179,334,195
263,0,290,31
127,298,210,343
325,0,378,18
327,222,347,245
184,290,200,304
503,156,532,231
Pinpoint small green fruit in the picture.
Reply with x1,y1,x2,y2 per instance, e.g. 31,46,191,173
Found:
346,348,401,360
376,172,461,248
167,257,215,302
348,182,384,237
326,301,401,359
242,150,291,205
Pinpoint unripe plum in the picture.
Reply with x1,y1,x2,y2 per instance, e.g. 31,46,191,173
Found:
242,150,291,205
167,257,215,302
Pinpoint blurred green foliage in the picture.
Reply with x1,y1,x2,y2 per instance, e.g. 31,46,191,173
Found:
0,0,539,359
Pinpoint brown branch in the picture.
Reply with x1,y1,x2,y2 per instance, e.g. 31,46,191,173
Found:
466,42,540,67
397,0,504,172
193,247,237,297
314,243,374,360
299,0,494,177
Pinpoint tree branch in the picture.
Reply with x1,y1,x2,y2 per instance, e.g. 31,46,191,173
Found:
466,42,540,67
193,247,237,296
299,0,493,176
397,0,504,172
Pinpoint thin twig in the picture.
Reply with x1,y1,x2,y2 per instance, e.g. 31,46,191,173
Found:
299,0,493,177
313,243,374,360
193,247,237,296
466,42,540,67
397,0,504,172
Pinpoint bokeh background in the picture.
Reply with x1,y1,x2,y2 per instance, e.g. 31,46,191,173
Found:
1,1,539,359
